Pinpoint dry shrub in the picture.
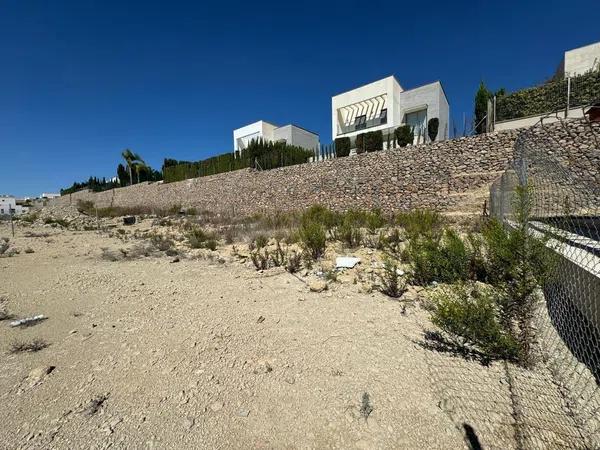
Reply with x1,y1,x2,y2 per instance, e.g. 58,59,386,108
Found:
9,339,49,354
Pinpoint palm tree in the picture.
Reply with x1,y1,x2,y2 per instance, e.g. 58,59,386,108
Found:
133,161,151,184
121,149,146,185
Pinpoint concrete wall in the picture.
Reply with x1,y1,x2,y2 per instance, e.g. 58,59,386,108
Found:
564,41,600,77
273,125,319,152
495,108,585,131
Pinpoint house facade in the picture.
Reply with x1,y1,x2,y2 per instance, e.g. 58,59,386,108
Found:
233,120,319,153
0,195,30,216
331,76,449,147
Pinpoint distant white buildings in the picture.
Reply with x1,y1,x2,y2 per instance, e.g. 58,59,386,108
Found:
233,120,319,153
0,195,30,216
332,75,449,147
41,193,60,199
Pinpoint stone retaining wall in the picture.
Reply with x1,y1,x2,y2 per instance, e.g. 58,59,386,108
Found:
50,119,598,216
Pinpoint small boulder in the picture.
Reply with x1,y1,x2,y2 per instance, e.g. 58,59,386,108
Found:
308,280,328,293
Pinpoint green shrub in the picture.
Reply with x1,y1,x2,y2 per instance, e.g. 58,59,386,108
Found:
301,205,339,232
395,209,443,240
355,133,366,154
364,130,383,152
429,283,520,360
394,125,414,147
378,258,407,298
76,200,95,215
406,229,470,285
286,251,301,273
365,208,386,233
250,249,269,270
335,137,351,157
427,118,439,142
299,221,326,260
335,219,362,248
252,234,269,250
187,227,218,249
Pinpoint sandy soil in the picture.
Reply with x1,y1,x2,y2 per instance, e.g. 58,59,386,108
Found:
0,220,585,449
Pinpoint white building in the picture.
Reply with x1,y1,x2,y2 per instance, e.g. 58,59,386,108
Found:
41,192,60,199
0,195,29,216
233,120,319,153
332,76,449,147
563,41,600,77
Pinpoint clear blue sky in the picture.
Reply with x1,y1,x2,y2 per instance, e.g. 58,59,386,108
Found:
1,0,598,197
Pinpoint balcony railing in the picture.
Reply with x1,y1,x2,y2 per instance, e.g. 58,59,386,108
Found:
337,115,387,135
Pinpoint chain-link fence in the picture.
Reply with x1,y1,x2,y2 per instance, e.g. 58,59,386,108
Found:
489,110,600,448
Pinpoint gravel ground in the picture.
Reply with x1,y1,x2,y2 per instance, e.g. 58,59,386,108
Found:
0,220,586,449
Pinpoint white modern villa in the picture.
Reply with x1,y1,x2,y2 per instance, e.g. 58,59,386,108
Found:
331,75,449,147
0,195,30,216
233,120,319,153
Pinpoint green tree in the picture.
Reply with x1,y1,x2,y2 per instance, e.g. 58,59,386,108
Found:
121,149,146,185
474,81,492,134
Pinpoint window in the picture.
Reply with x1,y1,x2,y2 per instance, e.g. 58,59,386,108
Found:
404,109,427,143
354,115,367,130
379,108,387,125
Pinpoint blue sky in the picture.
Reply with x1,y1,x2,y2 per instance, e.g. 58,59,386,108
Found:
1,0,598,197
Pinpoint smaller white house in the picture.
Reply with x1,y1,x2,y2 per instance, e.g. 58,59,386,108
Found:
0,195,29,216
41,192,60,199
332,75,449,147
233,121,319,153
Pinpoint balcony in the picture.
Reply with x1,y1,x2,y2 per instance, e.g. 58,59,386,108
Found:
337,113,388,135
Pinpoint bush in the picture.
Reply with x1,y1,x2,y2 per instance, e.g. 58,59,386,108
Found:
335,219,362,248
405,229,470,285
395,209,443,240
355,133,366,154
187,227,219,249
286,251,302,273
394,125,414,147
335,137,351,157
429,283,520,360
378,258,407,298
427,118,439,142
299,221,326,260
252,234,269,250
301,205,339,232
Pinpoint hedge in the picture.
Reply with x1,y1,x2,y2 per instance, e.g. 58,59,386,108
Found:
163,139,314,183
334,137,351,157
496,70,600,121
355,130,383,153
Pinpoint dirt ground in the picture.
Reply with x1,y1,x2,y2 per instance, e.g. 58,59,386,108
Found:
0,219,586,449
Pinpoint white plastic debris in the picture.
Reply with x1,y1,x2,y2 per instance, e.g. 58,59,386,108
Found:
335,256,361,269
10,315,46,327
396,268,405,276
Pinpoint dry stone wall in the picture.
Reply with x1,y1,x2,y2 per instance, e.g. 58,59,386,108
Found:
52,119,597,216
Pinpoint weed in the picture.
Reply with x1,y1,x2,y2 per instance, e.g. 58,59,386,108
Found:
325,269,338,282
360,392,373,420
43,218,69,228
378,258,407,298
429,283,519,360
396,209,443,240
187,227,219,250
299,221,326,260
250,249,270,270
286,251,302,273
9,339,49,354
252,234,269,250
150,234,175,252
335,219,362,248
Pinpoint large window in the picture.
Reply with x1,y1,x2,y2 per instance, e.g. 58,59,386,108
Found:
354,115,367,130
404,109,427,142
379,108,387,125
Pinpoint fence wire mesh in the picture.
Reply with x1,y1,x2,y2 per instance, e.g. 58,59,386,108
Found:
489,109,600,448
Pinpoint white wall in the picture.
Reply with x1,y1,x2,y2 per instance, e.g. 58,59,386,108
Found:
564,42,600,77
331,77,449,144
331,76,402,140
0,196,16,215
273,125,319,152
495,108,585,131
233,121,278,151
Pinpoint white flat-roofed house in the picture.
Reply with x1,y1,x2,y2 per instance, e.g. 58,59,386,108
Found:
233,120,319,154
0,195,16,215
41,192,60,199
332,75,449,147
